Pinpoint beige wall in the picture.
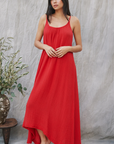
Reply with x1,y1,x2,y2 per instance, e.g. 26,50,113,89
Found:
0,0,114,144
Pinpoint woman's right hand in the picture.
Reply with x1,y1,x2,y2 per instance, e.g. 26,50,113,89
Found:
44,45,57,58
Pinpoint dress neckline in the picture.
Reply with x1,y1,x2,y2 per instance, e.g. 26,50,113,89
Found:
47,15,71,29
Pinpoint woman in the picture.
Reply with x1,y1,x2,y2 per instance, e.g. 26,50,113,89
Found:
22,0,82,144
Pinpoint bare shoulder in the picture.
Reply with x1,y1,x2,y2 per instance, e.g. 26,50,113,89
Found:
40,14,47,20
71,16,80,24
71,16,80,26
70,16,81,32
34,14,47,43
39,14,47,27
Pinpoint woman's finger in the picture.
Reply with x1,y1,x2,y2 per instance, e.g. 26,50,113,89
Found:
60,52,64,57
56,48,60,51
56,50,61,55
52,49,57,56
56,49,61,52
47,52,52,58
50,50,57,57
56,51,62,56
49,51,55,57
51,49,57,57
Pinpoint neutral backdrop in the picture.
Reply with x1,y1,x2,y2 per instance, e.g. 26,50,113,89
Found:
0,0,114,144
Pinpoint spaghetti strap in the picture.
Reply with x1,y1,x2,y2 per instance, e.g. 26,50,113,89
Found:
46,14,48,24
46,15,71,28
45,14,49,28
69,15,71,22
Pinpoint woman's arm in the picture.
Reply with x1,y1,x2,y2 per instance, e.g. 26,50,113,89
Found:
34,14,47,50
56,16,82,58
68,16,82,53
34,14,57,57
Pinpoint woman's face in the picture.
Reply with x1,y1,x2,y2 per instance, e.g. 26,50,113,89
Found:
50,0,63,10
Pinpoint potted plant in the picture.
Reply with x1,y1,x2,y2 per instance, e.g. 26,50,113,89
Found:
0,37,29,124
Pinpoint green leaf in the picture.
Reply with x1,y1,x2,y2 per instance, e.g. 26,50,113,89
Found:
17,83,22,88
7,37,14,39
10,92,16,97
7,39,12,42
18,87,22,92
9,97,13,101
1,90,4,94
16,66,20,68
18,62,22,64
24,87,27,91
11,85,16,90
0,37,4,41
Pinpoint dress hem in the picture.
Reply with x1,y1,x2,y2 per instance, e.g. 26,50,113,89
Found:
23,125,59,144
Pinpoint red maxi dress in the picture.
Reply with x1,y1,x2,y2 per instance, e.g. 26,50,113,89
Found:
22,15,81,144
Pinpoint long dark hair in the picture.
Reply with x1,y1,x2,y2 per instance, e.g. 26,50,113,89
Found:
45,0,72,23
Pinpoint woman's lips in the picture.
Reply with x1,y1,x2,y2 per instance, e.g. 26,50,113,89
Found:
54,5,58,7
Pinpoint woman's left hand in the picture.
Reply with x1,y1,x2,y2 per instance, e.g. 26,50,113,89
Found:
56,46,69,58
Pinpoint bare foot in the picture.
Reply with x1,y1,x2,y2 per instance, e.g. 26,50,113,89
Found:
41,141,46,144
40,135,47,144
40,135,51,144
41,139,51,144
45,136,51,144
47,139,51,144
41,142,46,144
36,128,51,144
